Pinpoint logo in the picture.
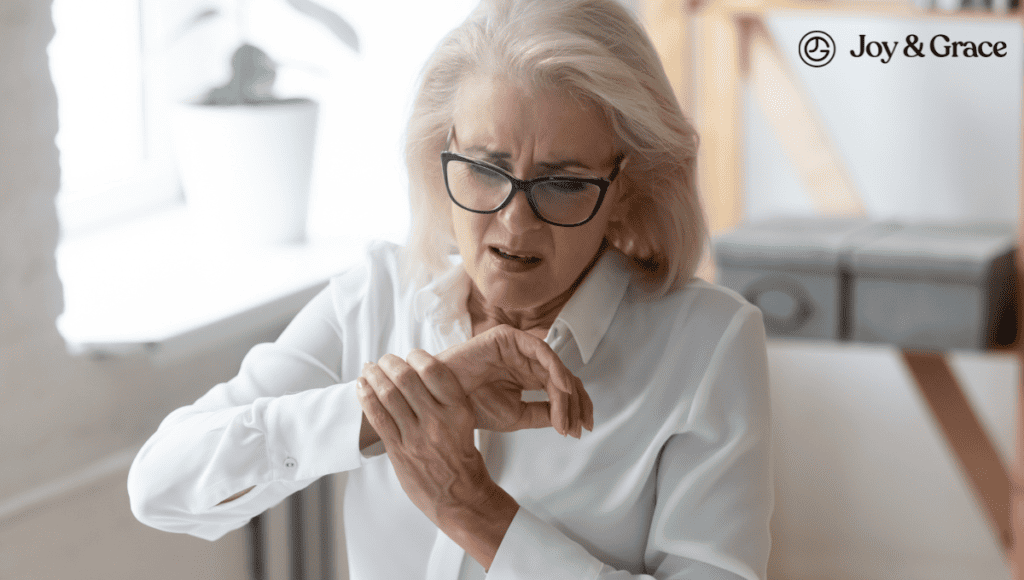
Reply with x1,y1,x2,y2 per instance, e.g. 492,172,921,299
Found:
798,31,1010,66
799,31,835,68
849,34,1008,63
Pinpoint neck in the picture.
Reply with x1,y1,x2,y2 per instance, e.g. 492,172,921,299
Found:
468,241,607,338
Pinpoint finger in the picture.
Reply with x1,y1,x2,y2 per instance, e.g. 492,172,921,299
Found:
362,361,418,434
568,378,581,439
356,377,403,444
406,349,465,407
510,402,553,431
516,333,583,436
513,332,578,396
495,327,575,396
547,379,570,436
374,355,440,418
581,378,594,431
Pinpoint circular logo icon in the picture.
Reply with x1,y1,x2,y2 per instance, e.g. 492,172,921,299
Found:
799,31,835,67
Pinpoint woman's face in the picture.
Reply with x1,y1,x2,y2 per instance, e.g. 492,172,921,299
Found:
449,75,624,316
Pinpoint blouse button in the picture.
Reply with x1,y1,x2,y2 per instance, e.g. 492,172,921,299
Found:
284,457,297,469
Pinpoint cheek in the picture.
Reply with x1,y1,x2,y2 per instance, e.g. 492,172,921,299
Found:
450,206,487,265
550,223,610,273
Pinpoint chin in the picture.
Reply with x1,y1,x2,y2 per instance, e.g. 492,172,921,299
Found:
483,281,551,311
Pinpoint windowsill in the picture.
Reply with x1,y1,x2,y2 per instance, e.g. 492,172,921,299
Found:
56,206,371,365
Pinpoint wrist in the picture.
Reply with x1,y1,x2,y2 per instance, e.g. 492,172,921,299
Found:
439,481,519,571
434,350,470,393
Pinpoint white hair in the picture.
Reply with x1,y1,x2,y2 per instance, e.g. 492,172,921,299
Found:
402,0,707,297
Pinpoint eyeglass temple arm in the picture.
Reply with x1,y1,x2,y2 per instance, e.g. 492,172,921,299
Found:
610,153,628,181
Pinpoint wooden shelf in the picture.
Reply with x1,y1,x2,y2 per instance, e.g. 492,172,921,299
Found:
701,0,1024,20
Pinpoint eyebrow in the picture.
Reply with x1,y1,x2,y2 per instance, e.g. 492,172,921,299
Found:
462,146,594,172
464,146,510,161
539,160,593,172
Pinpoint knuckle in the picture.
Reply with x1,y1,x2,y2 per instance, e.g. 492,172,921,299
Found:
393,365,419,387
361,396,386,422
377,353,404,372
419,359,447,384
363,367,388,391
406,348,431,364
406,349,437,372
364,405,384,424
377,383,401,405
453,406,476,430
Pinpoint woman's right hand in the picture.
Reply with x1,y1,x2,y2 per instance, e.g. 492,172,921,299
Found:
435,325,593,438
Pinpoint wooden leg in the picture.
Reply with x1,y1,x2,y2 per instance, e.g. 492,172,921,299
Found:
286,477,337,580
1014,413,1024,579
248,513,266,580
289,490,306,580
901,349,1012,554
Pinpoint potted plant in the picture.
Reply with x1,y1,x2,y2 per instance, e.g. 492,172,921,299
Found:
170,1,359,246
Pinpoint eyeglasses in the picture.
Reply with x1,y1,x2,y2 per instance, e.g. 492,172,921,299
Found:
440,150,626,227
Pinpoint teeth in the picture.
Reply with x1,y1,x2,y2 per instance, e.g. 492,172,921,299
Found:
494,247,538,262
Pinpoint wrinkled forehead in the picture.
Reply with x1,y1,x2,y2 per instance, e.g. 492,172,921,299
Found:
451,74,617,168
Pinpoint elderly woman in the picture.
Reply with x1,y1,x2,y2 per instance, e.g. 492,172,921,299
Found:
128,0,772,578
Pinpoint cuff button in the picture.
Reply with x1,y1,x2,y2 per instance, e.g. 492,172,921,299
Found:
284,457,297,469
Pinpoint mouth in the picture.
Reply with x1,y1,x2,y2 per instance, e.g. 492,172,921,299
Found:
490,246,541,264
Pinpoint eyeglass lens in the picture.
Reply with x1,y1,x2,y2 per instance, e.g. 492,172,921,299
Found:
445,159,602,225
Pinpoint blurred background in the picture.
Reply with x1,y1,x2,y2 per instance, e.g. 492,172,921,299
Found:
1,0,1022,578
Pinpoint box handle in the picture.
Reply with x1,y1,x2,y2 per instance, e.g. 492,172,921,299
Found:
742,274,815,335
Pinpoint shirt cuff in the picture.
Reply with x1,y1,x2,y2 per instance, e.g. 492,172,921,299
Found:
262,379,367,481
487,507,604,580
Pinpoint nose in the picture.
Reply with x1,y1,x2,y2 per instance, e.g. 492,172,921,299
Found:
498,186,544,232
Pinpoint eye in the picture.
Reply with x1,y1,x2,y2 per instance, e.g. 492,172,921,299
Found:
468,164,506,185
546,180,590,194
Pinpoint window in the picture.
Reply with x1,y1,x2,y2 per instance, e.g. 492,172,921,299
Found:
49,0,480,355
49,0,485,242
49,0,180,235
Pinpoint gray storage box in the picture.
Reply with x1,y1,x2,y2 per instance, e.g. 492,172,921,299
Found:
849,222,1018,351
713,217,901,340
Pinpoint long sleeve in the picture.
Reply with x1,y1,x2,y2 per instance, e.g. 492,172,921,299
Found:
485,304,773,580
128,246,399,541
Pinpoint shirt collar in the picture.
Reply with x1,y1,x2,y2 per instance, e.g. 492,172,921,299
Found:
413,254,471,324
550,249,630,364
413,249,630,364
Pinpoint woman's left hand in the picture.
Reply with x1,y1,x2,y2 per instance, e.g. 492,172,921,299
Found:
356,350,519,568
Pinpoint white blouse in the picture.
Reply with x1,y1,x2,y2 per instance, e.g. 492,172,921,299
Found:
128,241,773,580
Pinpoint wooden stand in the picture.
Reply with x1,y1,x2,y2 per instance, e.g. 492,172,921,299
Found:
640,0,1024,571
901,350,1014,553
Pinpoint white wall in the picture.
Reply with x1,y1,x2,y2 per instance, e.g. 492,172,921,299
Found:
746,14,1022,223
743,13,1022,580
0,1,260,577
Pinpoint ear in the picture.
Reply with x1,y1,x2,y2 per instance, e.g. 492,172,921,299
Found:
605,195,652,259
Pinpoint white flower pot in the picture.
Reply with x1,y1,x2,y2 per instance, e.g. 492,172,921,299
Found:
172,99,319,246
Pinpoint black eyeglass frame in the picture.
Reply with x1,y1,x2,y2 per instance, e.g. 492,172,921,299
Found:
440,150,626,227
